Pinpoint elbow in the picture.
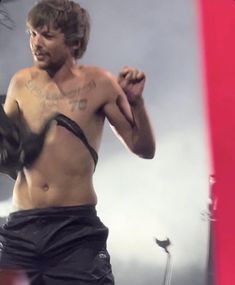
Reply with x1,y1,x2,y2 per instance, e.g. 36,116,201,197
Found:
143,150,155,159
140,146,156,159
132,142,156,159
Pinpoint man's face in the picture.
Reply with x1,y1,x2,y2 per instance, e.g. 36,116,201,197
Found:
27,23,72,71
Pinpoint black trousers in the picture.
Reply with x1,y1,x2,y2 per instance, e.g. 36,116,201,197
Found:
0,205,114,285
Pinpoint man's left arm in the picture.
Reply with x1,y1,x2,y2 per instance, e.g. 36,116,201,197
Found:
117,66,155,159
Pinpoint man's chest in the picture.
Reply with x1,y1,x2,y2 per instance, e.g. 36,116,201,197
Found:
18,77,101,131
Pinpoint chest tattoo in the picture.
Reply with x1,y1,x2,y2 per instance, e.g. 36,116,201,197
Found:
25,79,43,97
69,98,88,112
25,77,96,112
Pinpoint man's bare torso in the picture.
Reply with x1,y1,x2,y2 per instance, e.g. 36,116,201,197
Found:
12,65,108,210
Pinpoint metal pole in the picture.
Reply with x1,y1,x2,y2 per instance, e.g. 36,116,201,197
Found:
155,238,172,285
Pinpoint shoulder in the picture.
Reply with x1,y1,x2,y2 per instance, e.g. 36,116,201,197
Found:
6,67,40,106
4,67,32,117
9,66,37,88
78,64,117,85
76,65,123,102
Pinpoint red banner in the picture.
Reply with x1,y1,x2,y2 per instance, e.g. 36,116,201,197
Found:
198,1,235,284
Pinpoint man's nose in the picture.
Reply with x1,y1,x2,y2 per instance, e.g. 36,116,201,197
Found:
32,34,43,48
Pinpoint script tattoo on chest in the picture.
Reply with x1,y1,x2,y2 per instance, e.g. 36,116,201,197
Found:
69,98,88,112
67,80,96,112
25,78,96,112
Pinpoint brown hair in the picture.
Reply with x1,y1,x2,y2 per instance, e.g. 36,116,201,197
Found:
27,0,90,59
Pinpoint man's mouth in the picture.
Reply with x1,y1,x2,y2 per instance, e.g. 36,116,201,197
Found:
34,51,47,60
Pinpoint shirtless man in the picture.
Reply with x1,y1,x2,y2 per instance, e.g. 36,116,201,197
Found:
0,1,155,284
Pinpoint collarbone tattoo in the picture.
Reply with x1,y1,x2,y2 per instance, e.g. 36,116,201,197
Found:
25,78,96,101
25,76,96,112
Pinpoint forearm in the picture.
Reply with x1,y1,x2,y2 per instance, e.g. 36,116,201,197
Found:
129,97,155,159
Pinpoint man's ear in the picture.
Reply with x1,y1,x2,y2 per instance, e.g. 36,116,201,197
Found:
74,40,81,49
71,40,80,52
69,40,80,58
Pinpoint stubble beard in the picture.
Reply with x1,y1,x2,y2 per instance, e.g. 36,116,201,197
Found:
34,56,65,76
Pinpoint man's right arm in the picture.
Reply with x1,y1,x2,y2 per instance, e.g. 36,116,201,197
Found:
1,72,65,179
4,73,21,121
1,74,22,179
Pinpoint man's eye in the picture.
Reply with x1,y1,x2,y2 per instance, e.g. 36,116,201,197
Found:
26,30,36,37
43,34,53,39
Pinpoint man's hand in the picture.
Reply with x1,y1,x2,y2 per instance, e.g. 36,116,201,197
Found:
118,66,146,106
0,104,58,178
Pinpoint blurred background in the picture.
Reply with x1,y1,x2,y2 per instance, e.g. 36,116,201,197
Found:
0,1,210,284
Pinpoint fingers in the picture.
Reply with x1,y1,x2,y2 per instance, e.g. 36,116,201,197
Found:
118,66,145,82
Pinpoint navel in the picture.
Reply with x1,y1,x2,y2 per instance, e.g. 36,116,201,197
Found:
42,184,49,192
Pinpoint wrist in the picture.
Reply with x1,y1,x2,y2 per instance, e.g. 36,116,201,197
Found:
129,96,144,108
